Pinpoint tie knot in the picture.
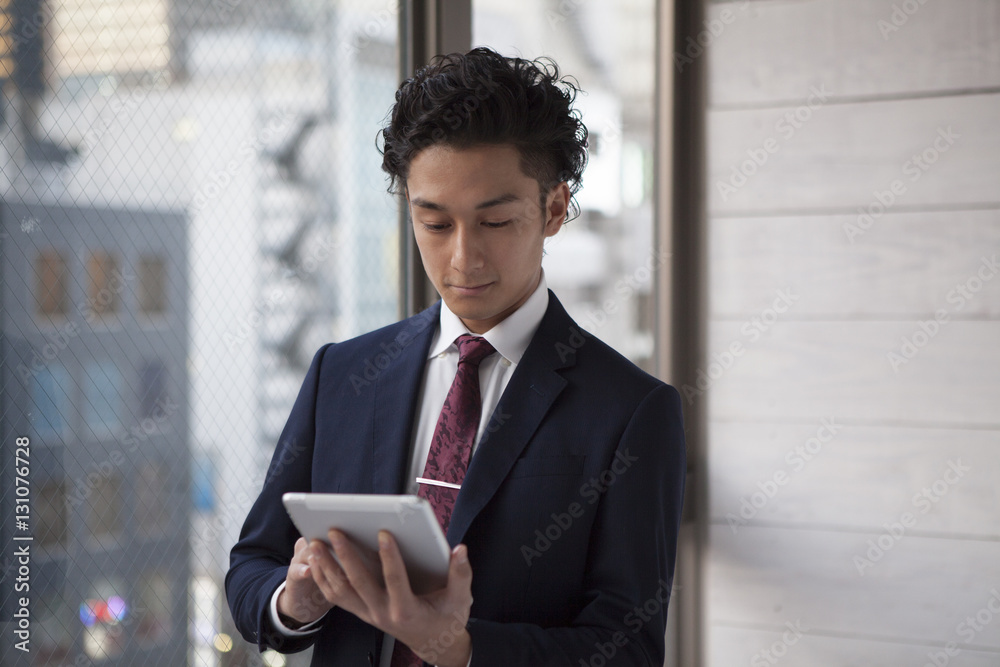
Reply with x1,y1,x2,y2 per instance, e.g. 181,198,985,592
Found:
455,334,496,367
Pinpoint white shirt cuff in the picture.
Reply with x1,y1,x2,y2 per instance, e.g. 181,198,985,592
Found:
269,580,328,635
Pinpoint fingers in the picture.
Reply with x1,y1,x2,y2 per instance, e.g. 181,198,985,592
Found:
285,537,316,590
279,538,329,623
293,536,307,558
379,530,415,606
445,544,473,609
377,530,426,642
307,530,474,646
307,537,361,611
304,530,474,661
324,530,385,611
287,537,311,578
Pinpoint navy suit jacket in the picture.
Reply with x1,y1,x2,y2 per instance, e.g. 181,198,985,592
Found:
225,291,686,666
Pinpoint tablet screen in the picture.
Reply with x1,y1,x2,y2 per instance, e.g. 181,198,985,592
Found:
282,493,450,594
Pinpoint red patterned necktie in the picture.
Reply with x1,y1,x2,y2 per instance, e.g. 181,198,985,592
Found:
390,334,495,667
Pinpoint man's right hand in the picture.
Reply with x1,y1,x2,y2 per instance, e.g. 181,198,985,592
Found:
276,537,335,627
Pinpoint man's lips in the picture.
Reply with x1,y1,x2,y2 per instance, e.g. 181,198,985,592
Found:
448,282,493,294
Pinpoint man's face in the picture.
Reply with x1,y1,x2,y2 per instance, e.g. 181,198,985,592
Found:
406,143,569,334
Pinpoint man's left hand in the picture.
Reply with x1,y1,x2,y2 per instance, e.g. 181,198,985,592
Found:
306,528,473,667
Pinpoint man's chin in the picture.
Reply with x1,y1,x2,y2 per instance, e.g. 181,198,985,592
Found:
444,303,497,322
441,298,510,332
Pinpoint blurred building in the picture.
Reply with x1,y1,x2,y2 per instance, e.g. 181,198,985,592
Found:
0,199,191,665
1,1,191,665
5,2,400,667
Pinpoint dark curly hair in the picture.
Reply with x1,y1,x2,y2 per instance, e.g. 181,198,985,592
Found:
379,46,589,222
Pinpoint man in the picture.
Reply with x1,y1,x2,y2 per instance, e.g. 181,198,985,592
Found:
226,46,686,667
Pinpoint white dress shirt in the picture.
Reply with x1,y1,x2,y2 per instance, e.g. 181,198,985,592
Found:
269,272,550,666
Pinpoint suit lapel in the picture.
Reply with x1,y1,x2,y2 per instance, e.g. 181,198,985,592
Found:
372,303,439,494
447,293,579,544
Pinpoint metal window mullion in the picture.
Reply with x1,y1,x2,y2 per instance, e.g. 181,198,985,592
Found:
398,0,472,319
656,0,708,665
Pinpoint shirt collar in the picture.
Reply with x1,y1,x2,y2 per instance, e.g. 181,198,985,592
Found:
428,271,550,364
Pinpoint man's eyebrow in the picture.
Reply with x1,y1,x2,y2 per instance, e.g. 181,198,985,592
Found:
409,197,446,211
409,193,521,211
474,193,520,209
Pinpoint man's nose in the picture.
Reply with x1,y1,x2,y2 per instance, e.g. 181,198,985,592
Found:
451,224,485,272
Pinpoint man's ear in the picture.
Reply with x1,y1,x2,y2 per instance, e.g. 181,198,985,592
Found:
544,182,571,237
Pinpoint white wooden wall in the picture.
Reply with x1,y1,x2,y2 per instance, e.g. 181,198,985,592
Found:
703,0,1000,664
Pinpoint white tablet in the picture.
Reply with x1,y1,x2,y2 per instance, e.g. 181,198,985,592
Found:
281,493,450,595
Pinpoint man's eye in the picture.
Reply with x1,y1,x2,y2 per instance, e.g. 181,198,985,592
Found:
483,220,512,228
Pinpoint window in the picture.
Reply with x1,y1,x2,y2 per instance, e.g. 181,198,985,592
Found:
36,479,69,552
136,572,173,646
134,462,170,540
472,0,659,370
33,595,74,666
80,577,128,660
82,360,122,437
138,360,168,422
85,473,124,550
50,0,170,79
31,365,72,436
137,254,167,316
34,249,69,318
4,3,404,665
85,250,121,319
192,452,216,513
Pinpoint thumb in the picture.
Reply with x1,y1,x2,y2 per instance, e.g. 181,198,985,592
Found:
293,536,308,556
288,560,312,582
448,544,472,592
